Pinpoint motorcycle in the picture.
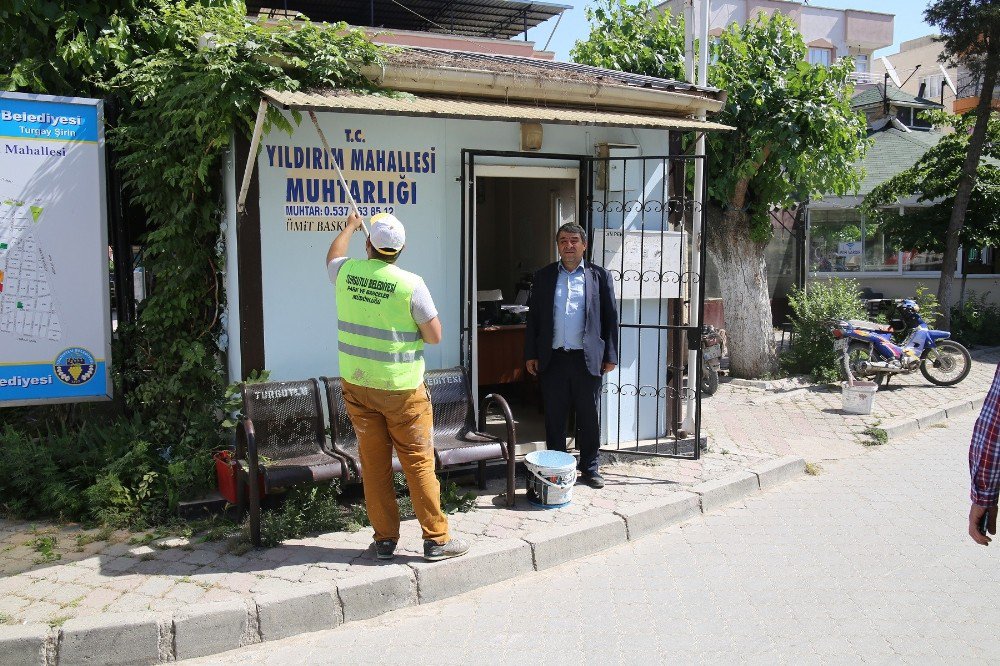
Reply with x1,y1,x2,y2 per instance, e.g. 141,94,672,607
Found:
701,325,726,396
665,325,726,397
829,298,971,387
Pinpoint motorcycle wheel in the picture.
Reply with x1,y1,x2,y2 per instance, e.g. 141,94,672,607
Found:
920,340,972,386
841,341,884,386
701,368,720,396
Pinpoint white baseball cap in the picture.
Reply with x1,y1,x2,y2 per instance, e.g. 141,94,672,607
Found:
369,212,405,255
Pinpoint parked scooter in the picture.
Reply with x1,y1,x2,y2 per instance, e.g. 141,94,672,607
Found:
701,325,726,396
829,298,971,386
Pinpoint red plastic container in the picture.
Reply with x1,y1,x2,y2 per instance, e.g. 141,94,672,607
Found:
214,450,264,504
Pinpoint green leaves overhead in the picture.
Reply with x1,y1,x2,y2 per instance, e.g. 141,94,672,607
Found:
707,14,868,239
862,111,1000,252
570,0,685,82
572,7,868,243
1,1,382,524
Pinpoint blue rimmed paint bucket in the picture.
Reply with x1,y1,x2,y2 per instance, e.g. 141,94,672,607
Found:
525,450,577,508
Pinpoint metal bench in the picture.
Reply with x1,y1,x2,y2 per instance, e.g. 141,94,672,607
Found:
235,379,351,545
321,367,517,507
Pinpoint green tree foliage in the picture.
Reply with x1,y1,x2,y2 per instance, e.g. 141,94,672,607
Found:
0,1,381,525
706,15,866,239
862,110,1000,253
569,0,685,82
782,278,864,383
922,0,1000,328
573,7,867,376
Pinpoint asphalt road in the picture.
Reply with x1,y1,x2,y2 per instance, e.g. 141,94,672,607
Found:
187,411,997,664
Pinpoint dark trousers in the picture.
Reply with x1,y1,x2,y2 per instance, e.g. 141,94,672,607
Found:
539,349,602,476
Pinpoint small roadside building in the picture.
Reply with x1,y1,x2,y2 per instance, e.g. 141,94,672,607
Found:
224,41,729,454
804,82,1000,302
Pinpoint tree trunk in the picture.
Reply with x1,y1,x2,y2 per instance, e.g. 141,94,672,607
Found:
937,36,1000,330
707,207,777,378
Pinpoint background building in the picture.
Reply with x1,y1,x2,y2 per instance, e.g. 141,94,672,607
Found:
870,35,958,111
655,0,893,75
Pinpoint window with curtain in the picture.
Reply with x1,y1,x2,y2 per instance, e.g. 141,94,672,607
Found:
919,74,944,100
854,54,869,73
808,48,832,66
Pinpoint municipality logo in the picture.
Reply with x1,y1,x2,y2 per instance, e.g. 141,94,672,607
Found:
53,347,96,385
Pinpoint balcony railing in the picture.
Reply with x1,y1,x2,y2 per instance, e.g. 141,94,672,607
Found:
848,71,879,85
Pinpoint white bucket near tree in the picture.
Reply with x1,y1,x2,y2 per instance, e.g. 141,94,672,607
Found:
842,381,878,415
524,450,577,508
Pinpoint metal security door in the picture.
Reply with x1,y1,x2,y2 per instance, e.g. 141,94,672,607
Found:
584,151,707,459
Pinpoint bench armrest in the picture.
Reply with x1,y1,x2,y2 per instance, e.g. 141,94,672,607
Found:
480,393,518,506
479,393,516,458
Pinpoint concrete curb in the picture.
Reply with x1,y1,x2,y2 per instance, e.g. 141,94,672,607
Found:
58,611,162,666
409,538,533,604
751,456,806,492
613,492,700,541
690,471,760,513
172,600,254,661
523,514,627,571
0,624,48,666
884,396,987,441
5,460,807,664
336,564,416,623
254,584,340,642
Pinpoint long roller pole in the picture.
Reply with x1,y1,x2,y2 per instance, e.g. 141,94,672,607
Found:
308,110,369,239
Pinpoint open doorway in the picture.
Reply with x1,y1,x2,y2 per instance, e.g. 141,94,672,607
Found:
474,169,578,455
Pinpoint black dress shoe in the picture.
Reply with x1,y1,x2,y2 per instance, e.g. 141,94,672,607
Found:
581,473,605,489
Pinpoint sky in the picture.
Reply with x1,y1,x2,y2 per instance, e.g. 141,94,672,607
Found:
520,0,938,62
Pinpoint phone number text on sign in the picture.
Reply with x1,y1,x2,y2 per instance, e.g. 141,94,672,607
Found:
284,205,397,232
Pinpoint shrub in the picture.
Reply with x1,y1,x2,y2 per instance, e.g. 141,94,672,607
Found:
912,284,942,328
950,291,1000,347
782,278,864,382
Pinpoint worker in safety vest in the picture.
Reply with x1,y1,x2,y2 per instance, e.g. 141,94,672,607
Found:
327,212,470,562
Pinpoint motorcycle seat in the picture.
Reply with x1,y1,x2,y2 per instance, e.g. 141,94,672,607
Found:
847,319,893,333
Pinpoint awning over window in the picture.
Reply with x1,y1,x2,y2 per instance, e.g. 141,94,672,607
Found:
262,89,733,132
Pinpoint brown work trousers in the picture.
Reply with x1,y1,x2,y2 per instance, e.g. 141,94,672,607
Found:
341,381,449,545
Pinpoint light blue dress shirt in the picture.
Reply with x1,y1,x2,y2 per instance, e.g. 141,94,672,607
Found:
552,262,586,350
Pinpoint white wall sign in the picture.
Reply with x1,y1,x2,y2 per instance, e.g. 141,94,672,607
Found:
591,229,685,299
0,92,112,406
838,241,862,257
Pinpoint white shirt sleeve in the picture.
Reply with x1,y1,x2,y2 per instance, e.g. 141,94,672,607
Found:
328,257,349,284
410,277,438,325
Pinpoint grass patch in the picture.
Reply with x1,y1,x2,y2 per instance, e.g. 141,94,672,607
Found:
228,541,253,556
804,462,822,476
30,535,61,564
47,615,71,628
440,481,476,515
862,425,888,447
75,525,116,548
0,612,14,625
239,474,479,549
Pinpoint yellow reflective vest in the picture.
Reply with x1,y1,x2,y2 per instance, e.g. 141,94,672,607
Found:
335,258,425,390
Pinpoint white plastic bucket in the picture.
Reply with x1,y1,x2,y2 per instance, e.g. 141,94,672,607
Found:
842,381,878,415
524,450,577,508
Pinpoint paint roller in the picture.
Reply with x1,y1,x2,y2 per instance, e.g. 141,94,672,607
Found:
308,111,369,239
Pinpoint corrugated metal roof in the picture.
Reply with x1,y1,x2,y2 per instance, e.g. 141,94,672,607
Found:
388,47,722,98
264,89,733,131
247,0,569,39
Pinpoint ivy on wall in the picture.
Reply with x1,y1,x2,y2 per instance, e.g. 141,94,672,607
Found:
0,1,382,525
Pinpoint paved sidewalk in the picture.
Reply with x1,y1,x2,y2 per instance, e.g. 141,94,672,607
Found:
189,411,998,665
0,347,996,661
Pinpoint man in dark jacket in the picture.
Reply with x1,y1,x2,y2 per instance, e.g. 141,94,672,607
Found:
525,223,619,488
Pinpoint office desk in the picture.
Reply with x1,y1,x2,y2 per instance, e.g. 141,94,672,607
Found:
477,324,526,385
